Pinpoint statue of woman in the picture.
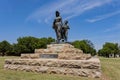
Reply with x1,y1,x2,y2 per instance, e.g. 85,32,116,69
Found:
53,11,63,43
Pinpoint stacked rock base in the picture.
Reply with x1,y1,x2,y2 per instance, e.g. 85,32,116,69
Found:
21,43,91,60
4,43,101,78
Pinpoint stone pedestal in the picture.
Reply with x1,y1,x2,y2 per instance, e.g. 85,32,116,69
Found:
21,43,91,60
4,43,101,78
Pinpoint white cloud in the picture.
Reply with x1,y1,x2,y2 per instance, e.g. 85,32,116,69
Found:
104,23,120,32
26,0,112,24
87,10,120,23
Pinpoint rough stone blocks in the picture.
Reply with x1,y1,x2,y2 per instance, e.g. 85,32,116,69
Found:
4,58,101,78
4,43,101,78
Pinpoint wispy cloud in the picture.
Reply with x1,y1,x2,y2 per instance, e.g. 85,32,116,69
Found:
87,10,120,23
26,0,112,24
104,23,120,32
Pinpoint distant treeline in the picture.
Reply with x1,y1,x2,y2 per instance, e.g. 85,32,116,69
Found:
0,36,120,57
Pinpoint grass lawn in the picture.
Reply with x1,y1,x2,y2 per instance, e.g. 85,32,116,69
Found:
0,56,120,80
100,57,120,80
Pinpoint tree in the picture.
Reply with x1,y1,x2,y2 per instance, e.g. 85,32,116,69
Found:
72,40,80,48
0,40,12,56
72,40,96,56
98,42,119,57
12,36,55,56
47,37,55,44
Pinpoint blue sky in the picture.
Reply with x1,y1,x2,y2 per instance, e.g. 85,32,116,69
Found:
0,0,120,50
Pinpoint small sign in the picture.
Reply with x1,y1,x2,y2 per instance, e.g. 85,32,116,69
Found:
40,54,58,58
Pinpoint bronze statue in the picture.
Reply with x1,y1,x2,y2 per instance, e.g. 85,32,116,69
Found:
61,20,70,42
53,11,62,43
53,11,69,43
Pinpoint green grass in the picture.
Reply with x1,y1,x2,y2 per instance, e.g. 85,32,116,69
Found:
0,56,120,80
100,57,120,80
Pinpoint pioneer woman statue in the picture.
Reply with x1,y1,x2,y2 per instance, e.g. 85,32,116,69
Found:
53,11,70,43
53,11,63,43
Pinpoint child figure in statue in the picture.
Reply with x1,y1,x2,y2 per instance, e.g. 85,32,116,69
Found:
61,20,70,42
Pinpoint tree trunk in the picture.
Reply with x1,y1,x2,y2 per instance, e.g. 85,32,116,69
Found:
2,52,5,57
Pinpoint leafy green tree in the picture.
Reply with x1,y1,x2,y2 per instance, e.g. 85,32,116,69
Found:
72,40,96,56
72,40,80,48
119,45,120,54
12,36,55,56
0,40,12,56
47,37,55,44
98,42,119,57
